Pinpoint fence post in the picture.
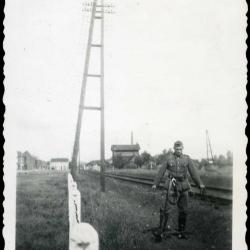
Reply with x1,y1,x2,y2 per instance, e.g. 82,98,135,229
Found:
68,173,99,250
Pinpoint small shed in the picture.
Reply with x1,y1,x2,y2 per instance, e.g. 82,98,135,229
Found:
111,144,140,165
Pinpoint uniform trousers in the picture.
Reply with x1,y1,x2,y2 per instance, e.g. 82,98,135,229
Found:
160,189,189,216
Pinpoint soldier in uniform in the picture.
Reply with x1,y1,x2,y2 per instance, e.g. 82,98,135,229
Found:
152,141,205,239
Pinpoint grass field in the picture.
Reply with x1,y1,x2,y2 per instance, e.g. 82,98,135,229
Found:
16,171,232,250
16,172,68,250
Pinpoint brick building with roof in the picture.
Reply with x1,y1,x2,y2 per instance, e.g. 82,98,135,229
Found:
111,144,140,167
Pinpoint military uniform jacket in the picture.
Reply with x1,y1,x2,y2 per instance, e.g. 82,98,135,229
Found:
154,153,203,191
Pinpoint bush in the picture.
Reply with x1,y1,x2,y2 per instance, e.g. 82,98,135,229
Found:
134,155,143,168
113,154,126,169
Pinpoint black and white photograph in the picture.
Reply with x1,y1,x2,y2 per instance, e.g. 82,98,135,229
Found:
3,0,247,249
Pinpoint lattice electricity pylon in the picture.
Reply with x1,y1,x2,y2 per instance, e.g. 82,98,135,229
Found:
206,129,214,166
70,0,114,192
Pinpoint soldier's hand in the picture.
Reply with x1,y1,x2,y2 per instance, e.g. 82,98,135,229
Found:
199,184,206,197
152,185,157,191
171,177,176,186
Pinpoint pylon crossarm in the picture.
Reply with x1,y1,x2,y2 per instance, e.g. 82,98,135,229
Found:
87,74,102,77
91,44,102,47
84,106,101,111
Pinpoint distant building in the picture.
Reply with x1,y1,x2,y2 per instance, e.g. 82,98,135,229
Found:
90,164,101,172
50,158,69,171
111,144,140,158
111,144,140,167
17,151,25,170
17,151,48,170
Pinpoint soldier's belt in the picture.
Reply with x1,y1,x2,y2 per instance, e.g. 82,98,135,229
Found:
168,175,187,182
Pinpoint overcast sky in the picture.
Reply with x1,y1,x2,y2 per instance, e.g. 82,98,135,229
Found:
4,0,246,162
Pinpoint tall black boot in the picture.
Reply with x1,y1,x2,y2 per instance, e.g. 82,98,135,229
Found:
178,213,188,239
162,212,169,232
151,209,165,242
159,209,164,229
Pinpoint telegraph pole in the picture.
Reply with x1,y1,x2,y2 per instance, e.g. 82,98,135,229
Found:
206,129,214,165
70,0,113,192
206,130,209,163
100,0,105,191
70,0,97,180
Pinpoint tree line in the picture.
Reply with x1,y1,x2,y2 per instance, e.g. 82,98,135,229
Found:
112,149,233,169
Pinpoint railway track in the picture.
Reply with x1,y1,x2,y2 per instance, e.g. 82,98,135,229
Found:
87,171,232,203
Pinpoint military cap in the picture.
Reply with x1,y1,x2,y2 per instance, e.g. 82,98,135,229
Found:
174,140,183,148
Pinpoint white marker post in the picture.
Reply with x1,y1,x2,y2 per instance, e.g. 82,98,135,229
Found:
68,173,99,250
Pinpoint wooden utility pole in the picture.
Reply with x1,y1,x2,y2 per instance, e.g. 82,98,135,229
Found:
206,129,214,165
70,0,113,192
70,0,97,180
100,0,105,191
131,131,134,145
